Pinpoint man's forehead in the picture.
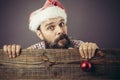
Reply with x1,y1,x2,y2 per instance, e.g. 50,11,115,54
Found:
42,17,65,25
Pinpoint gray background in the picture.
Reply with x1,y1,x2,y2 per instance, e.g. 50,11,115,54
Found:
0,0,120,48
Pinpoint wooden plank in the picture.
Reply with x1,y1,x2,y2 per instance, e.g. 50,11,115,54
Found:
0,49,120,80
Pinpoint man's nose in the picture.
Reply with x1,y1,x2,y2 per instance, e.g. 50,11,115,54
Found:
56,26,63,35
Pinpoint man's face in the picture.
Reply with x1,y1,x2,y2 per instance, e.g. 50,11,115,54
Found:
39,17,70,48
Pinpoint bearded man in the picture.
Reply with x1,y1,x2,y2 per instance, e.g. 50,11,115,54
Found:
3,0,98,59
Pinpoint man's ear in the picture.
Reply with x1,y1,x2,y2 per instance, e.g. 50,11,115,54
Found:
35,30,44,40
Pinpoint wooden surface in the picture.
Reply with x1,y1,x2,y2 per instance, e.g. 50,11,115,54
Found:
0,49,120,80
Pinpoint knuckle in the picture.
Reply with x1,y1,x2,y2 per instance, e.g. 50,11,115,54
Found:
3,45,7,48
79,46,82,50
3,45,7,50
16,45,21,48
93,43,97,46
88,46,91,50
8,45,11,48
81,42,85,44
88,42,92,45
80,43,83,47
12,45,16,48
12,44,16,47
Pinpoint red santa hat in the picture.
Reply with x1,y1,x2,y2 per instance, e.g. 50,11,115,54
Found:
29,0,67,32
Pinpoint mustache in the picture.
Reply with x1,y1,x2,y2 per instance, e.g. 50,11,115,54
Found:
55,34,68,43
45,34,72,49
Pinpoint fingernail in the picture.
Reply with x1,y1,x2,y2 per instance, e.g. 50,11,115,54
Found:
82,56,84,59
13,55,15,58
16,53,19,56
9,55,12,58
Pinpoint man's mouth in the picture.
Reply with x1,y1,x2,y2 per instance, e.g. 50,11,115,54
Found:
58,38,67,46
59,38,66,42
54,34,69,47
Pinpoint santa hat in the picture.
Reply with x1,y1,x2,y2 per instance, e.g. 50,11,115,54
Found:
29,0,67,32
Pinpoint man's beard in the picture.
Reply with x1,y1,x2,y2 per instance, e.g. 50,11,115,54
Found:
43,34,72,49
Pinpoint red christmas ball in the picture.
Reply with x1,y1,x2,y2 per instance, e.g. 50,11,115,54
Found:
80,61,92,71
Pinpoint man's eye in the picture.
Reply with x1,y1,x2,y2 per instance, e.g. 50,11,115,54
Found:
59,22,65,27
47,26,54,30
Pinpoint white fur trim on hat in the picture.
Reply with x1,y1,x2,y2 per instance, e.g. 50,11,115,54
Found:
29,6,67,32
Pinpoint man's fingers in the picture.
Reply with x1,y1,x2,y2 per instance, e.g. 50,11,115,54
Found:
3,44,21,58
82,42,88,59
79,43,85,58
16,45,21,56
87,43,92,59
7,45,12,58
79,42,99,59
79,47,84,58
3,45,8,54
12,44,16,58
91,43,98,57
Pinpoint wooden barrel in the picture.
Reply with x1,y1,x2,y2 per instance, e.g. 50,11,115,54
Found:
0,49,120,80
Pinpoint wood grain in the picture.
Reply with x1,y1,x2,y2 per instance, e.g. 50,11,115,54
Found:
0,49,120,80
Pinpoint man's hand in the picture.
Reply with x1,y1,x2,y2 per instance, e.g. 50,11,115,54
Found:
3,44,21,58
79,42,99,59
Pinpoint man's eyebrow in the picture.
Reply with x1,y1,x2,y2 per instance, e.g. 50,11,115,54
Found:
45,22,54,27
59,19,65,22
45,19,65,27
